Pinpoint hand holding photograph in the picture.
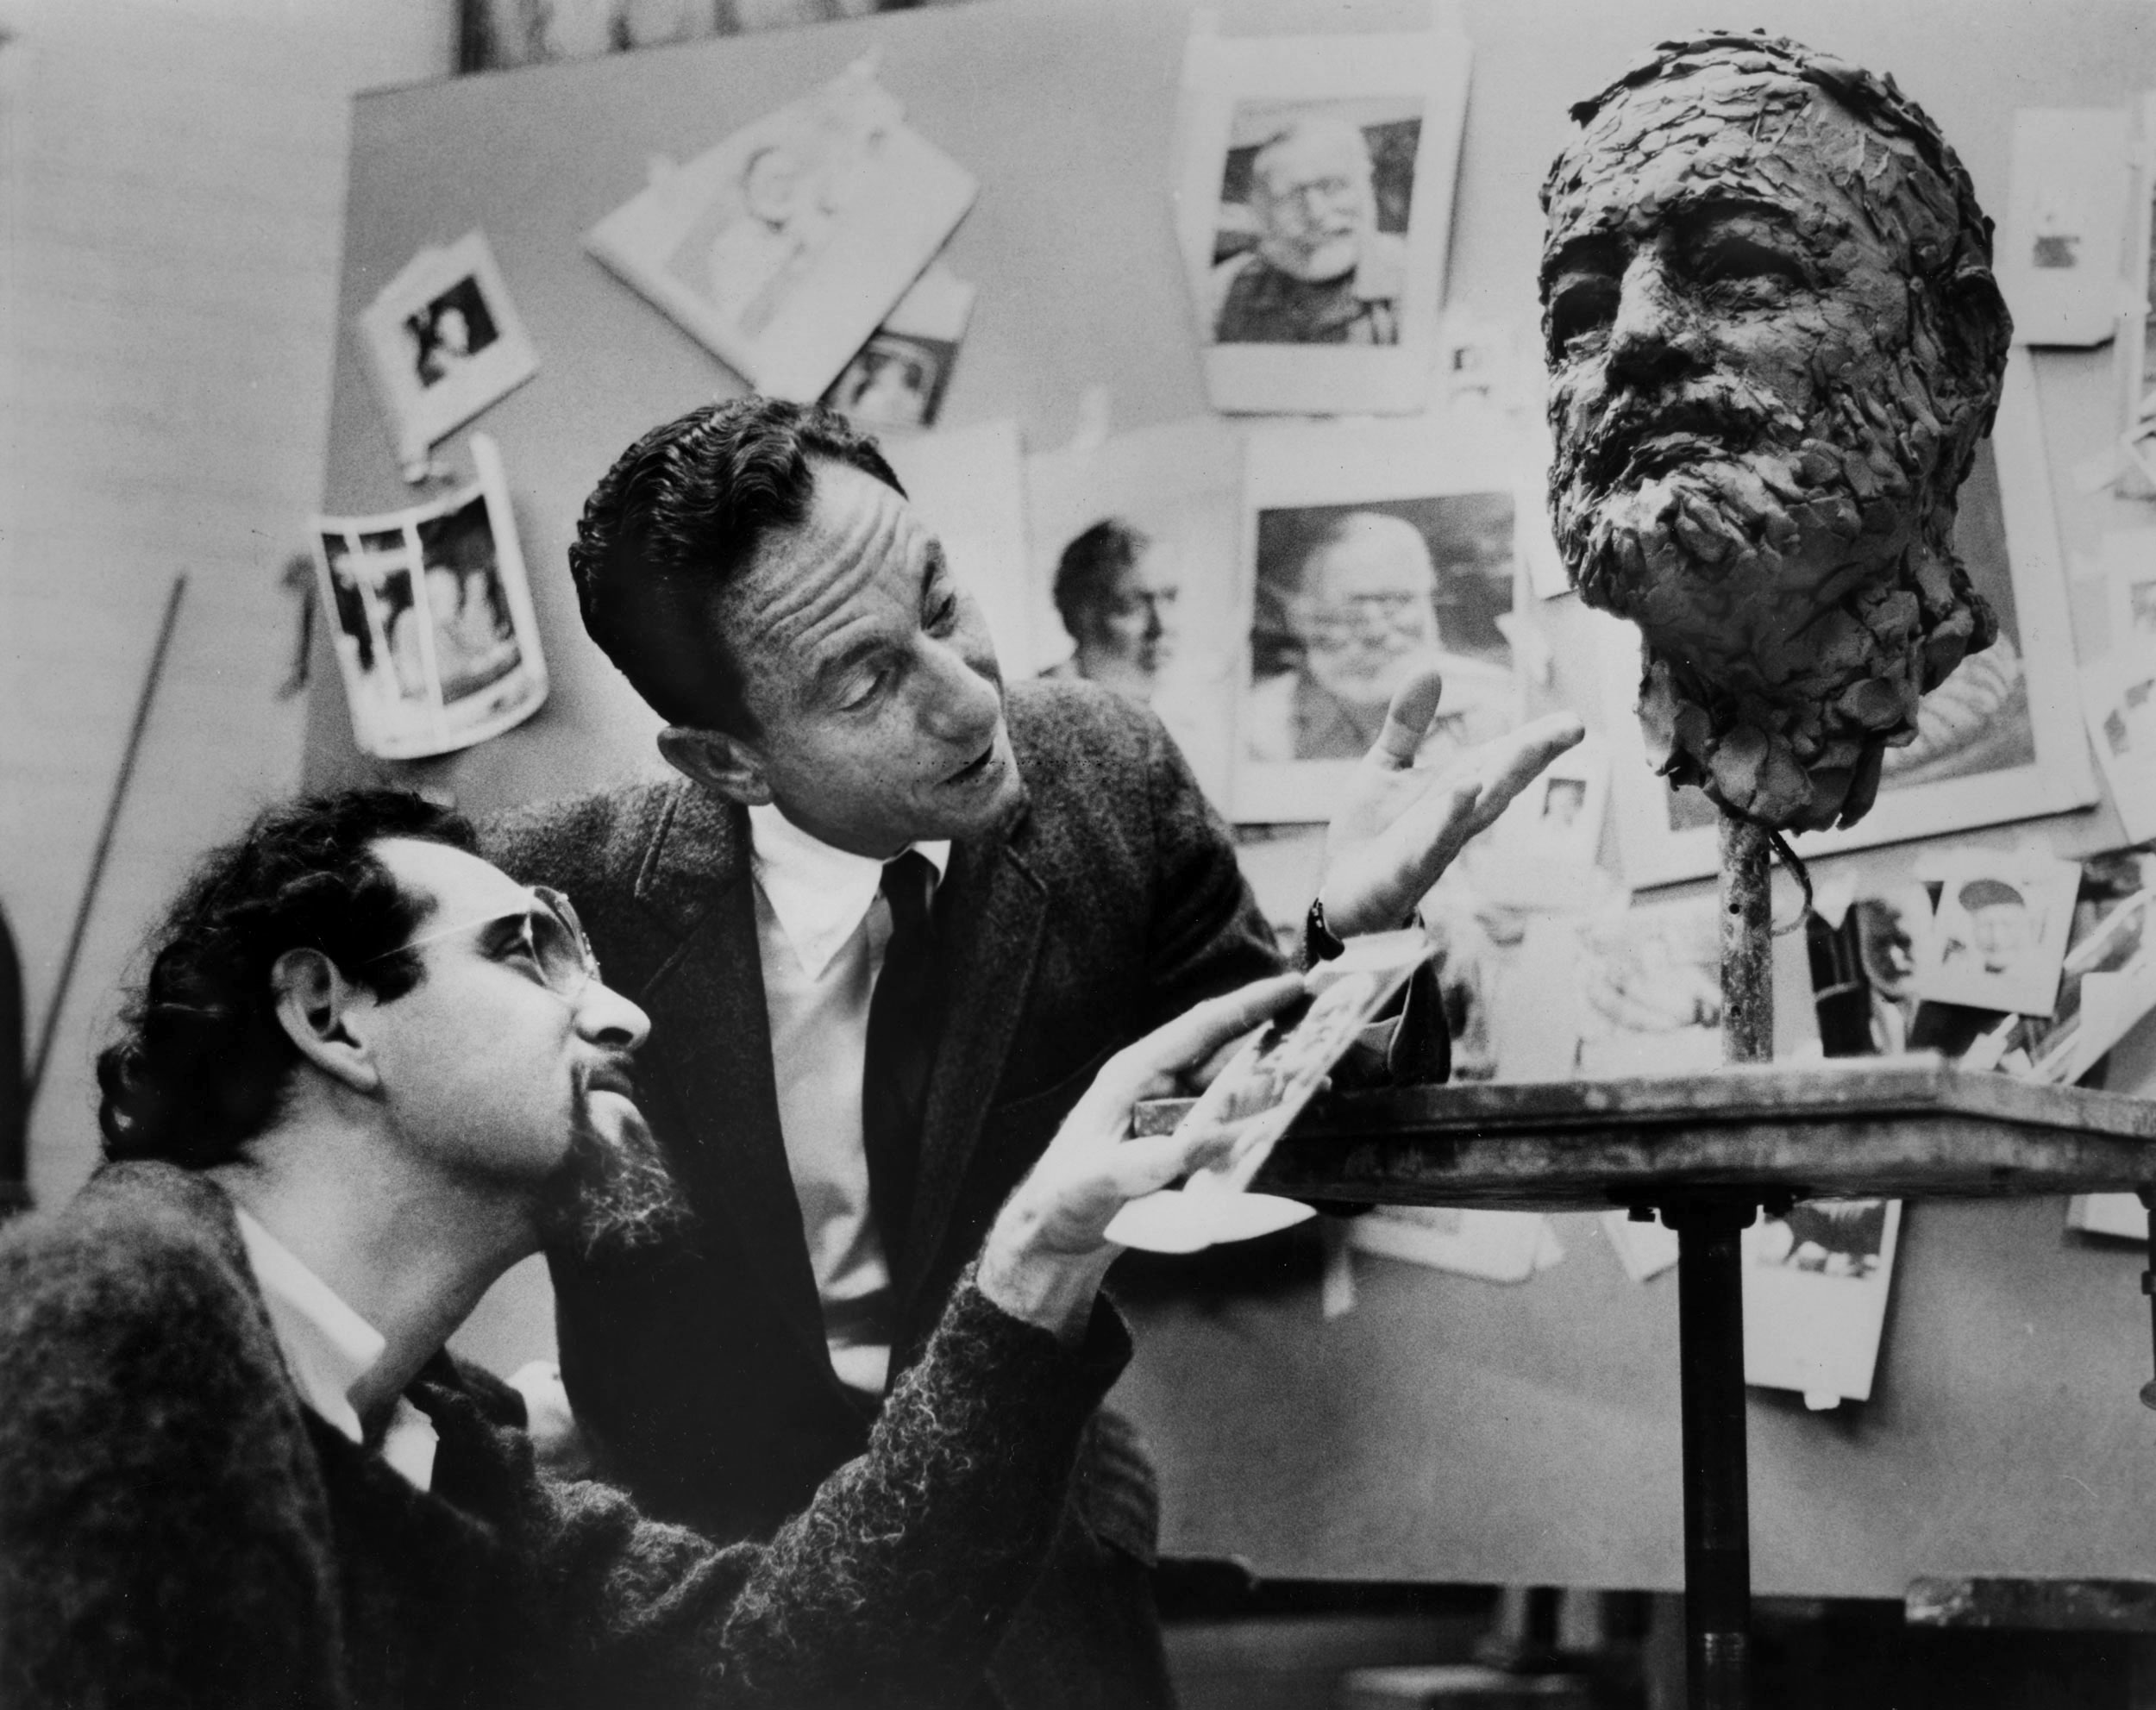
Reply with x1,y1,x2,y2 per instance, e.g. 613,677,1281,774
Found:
586,56,976,401
1106,928,1429,1255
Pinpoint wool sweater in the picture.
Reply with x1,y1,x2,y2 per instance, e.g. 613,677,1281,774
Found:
0,1162,1128,1710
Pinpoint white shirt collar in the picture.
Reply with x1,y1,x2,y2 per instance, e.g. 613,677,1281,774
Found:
234,1207,438,1491
747,802,950,980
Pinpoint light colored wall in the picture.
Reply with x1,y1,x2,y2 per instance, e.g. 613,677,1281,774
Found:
1,0,454,1208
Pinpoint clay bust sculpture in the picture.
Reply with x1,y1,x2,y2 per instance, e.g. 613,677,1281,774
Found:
1541,34,2013,832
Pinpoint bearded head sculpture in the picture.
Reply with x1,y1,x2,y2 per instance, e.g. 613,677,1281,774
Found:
1540,34,2013,832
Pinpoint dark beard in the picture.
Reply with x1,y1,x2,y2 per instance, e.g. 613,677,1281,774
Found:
538,1068,693,1262
1551,359,1995,831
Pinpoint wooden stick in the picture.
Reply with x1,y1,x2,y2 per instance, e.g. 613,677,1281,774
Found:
25,574,188,1109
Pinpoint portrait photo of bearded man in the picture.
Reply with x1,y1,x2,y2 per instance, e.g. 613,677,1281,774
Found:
1540,32,2014,834
1210,108,1413,348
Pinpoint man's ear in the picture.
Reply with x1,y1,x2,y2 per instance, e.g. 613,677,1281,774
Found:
659,725,772,806
270,949,380,1094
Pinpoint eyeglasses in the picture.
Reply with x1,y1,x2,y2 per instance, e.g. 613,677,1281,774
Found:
367,885,601,1001
1293,590,1436,644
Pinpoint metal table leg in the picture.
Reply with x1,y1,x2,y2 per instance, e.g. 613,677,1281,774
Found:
1666,1197,1758,1710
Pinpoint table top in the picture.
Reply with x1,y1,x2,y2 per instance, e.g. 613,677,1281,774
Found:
1134,1055,2156,1212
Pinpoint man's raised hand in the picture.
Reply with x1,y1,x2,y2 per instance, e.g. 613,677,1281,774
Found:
1318,663,1584,939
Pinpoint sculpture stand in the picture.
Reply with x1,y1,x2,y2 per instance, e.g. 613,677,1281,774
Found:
1666,813,1775,1709
1139,833,2156,1710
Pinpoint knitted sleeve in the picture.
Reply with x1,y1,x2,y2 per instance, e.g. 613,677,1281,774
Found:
536,1271,1128,1709
0,1187,345,1710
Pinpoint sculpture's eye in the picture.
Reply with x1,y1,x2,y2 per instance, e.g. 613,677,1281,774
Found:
1689,229,1805,293
1546,273,1620,357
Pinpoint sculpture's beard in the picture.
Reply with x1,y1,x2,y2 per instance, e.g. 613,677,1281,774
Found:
1552,356,1995,831
539,1068,693,1261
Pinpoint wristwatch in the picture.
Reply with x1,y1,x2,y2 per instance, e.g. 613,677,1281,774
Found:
1303,895,1345,965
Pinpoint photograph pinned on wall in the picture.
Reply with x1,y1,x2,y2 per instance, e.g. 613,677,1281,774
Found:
2069,1191,2154,1240
2118,95,2156,484
1107,927,1431,1255
310,435,547,761
1571,895,1726,1080
1804,885,1936,1057
1596,360,2097,885
822,263,975,433
1911,851,2083,1018
1986,860,2156,1083
1743,1198,1902,1409
2083,647,2156,842
2100,529,2156,647
1235,417,1526,824
878,418,1032,689
357,231,538,480
585,56,977,401
1435,312,1537,417
1999,106,2128,348
1460,733,1611,912
1027,414,1244,809
1348,1208,1562,1286
1171,16,1470,415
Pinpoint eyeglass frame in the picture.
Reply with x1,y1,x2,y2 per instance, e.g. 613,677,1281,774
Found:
360,883,602,1002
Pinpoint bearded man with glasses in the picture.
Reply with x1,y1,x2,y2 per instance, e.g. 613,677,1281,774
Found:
0,787,1300,1710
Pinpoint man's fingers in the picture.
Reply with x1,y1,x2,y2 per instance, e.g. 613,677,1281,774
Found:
1369,663,1447,770
1109,974,1305,1089
1468,712,1587,830
1102,1128,1238,1200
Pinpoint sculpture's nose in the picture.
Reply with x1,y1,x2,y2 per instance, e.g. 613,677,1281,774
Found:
1606,248,1699,388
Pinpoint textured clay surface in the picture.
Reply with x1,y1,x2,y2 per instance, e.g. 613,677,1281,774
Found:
1540,33,2012,831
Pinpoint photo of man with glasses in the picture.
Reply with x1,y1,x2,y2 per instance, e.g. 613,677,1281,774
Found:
1207,107,1416,348
1244,493,1520,765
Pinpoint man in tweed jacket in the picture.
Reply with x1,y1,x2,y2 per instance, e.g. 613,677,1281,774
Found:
0,788,1299,1709
490,399,1581,1707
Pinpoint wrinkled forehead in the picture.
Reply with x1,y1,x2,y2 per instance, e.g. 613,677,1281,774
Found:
1543,66,1927,270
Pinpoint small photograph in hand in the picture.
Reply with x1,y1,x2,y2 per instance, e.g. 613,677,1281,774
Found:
1106,928,1430,1254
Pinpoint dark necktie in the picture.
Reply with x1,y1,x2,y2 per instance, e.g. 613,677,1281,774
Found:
862,850,942,1275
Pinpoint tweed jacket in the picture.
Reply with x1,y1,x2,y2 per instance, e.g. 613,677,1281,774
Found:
488,680,1282,1703
0,1162,1128,1710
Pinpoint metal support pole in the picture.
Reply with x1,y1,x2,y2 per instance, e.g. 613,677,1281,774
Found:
1719,815,1773,1066
1653,807,1774,1710
2139,1189,2156,1412
1667,1197,1757,1710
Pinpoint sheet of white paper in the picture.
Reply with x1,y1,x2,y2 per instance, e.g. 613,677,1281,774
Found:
1348,1208,1555,1284
1601,1211,1680,1284
1741,1199,1902,1406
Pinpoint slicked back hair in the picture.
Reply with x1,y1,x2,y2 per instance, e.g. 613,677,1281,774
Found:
568,397,906,734
97,789,478,1171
